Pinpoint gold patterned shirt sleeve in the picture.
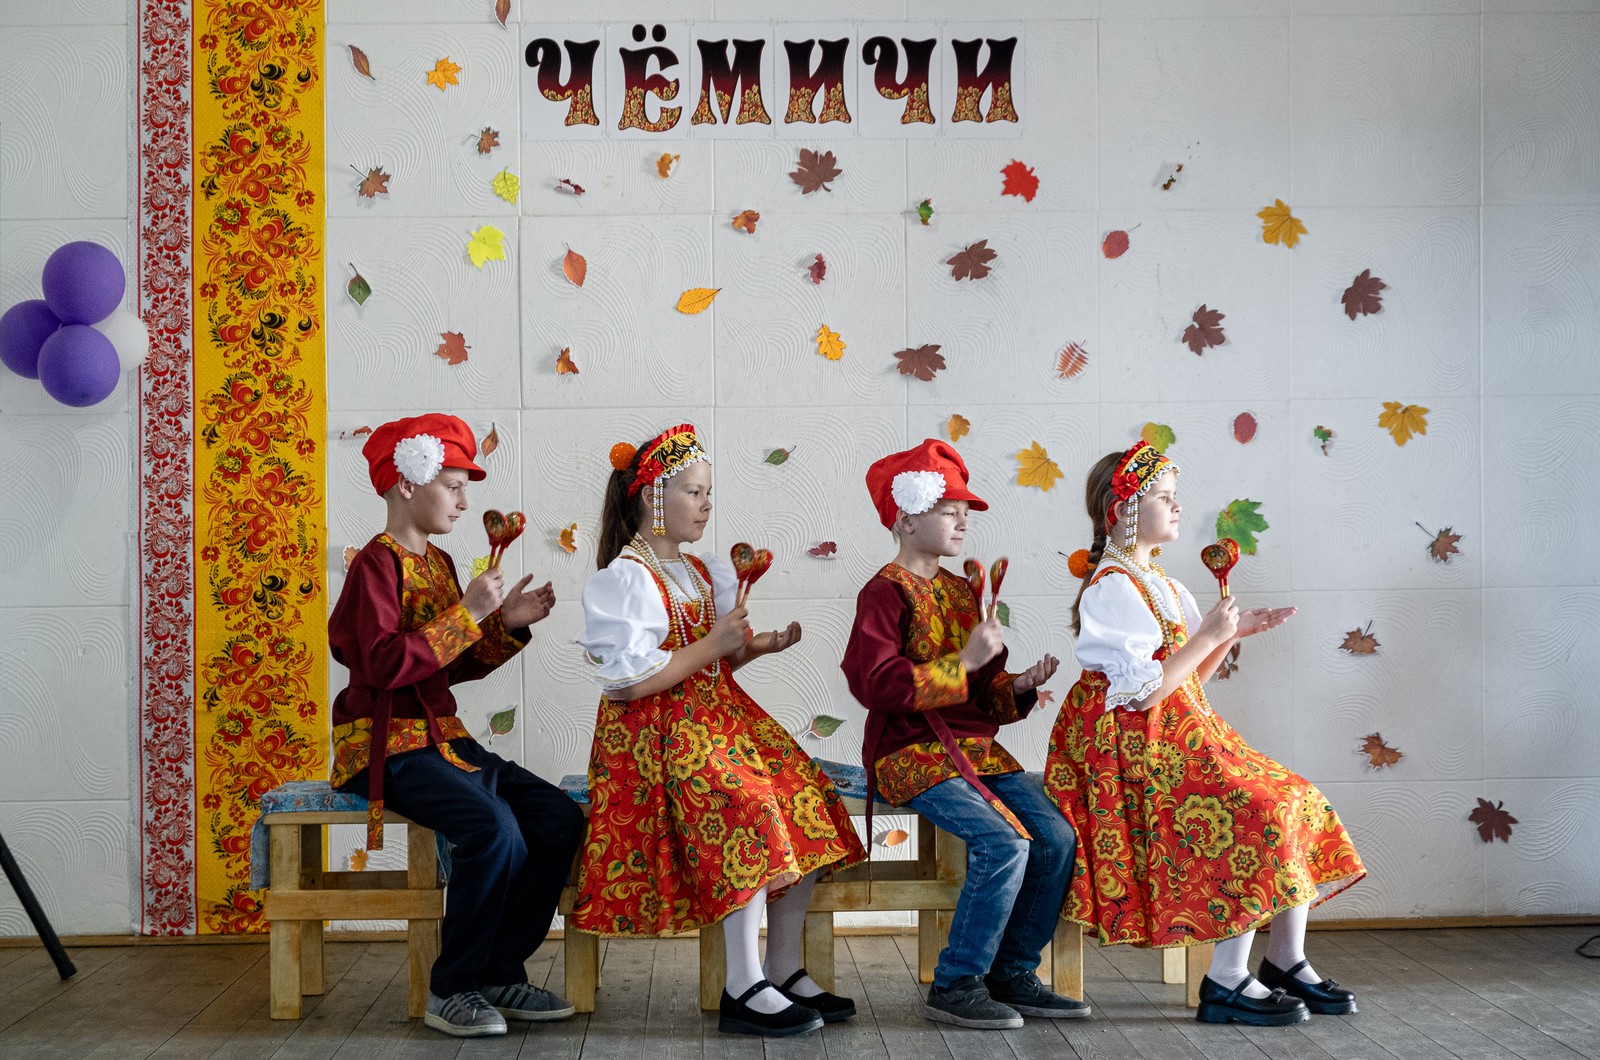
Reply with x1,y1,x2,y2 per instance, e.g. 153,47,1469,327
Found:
471,611,527,667
911,652,969,712
419,601,483,667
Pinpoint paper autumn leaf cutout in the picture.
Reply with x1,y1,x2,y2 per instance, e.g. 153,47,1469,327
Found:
790,148,842,194
555,347,579,375
917,198,934,226
1469,798,1517,843
1056,342,1088,379
947,413,971,443
475,127,500,155
807,254,826,285
877,828,910,847
1016,441,1063,492
487,705,517,740
346,267,372,306
342,545,359,572
1342,269,1386,320
466,225,507,268
816,324,846,361
808,541,838,558
1340,622,1380,655
1359,732,1403,770
894,343,945,381
1161,163,1184,190
656,152,679,179
764,447,793,466
491,168,520,204
1234,412,1257,444
677,288,720,314
480,423,501,457
1379,402,1429,446
807,714,845,738
1420,523,1463,563
1217,499,1268,554
427,57,461,90
555,178,586,195
947,240,997,281
349,846,369,871
348,45,374,80
494,0,510,28
1102,230,1129,259
1000,159,1039,203
435,331,470,365
470,555,492,579
559,523,578,554
995,601,1011,628
1258,198,1307,249
1314,425,1335,455
1036,689,1056,707
562,247,587,287
1215,642,1241,680
1141,422,1176,453
1183,304,1226,355
731,209,760,235
356,165,391,198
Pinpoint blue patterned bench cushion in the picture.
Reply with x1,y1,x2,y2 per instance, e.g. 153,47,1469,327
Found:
557,758,882,808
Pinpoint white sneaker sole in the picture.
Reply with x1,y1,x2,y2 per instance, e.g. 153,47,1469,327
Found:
923,1004,1023,1030
424,1012,508,1037
496,1003,577,1022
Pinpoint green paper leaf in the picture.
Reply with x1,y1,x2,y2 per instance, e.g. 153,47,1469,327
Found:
996,601,1011,627
347,267,372,306
1217,499,1269,555
916,198,934,226
488,706,517,738
1140,421,1176,453
807,714,845,738
765,447,793,466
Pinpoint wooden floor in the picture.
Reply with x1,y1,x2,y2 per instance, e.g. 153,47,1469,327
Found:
4,926,1600,1059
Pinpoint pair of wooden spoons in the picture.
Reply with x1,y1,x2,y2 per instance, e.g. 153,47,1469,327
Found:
482,509,526,568
963,557,1009,621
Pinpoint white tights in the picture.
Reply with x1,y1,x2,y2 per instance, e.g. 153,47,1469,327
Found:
1206,903,1321,997
722,870,824,1014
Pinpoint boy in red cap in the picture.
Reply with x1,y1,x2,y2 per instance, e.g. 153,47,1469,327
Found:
841,439,1088,1029
329,413,585,1038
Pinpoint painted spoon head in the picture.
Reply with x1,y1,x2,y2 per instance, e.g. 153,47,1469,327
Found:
744,549,774,589
501,511,526,547
730,542,758,579
963,558,985,602
989,557,1010,602
483,509,509,548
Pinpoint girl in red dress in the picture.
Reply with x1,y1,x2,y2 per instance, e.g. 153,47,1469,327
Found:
572,424,865,1038
1044,443,1366,1026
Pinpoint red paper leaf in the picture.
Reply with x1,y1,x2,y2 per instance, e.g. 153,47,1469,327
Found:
1469,798,1517,843
947,240,997,281
357,166,391,198
808,254,826,285
1182,304,1226,355
475,127,500,155
808,541,838,557
1000,159,1039,203
894,344,946,381
1056,341,1088,379
1342,269,1386,320
790,149,842,194
434,331,470,365
349,45,374,80
1101,229,1129,259
555,178,586,196
1233,412,1257,444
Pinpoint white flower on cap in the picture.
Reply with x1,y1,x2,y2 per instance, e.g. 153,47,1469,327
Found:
393,433,445,486
891,469,946,516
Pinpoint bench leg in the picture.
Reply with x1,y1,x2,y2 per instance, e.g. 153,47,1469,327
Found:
1186,943,1212,1008
268,824,303,1020
1051,919,1083,999
917,910,950,984
406,825,441,1018
1162,947,1186,985
803,912,835,994
699,921,725,1011
565,929,598,1013
299,825,324,996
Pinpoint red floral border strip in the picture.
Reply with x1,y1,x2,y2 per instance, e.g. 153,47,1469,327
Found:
137,0,197,935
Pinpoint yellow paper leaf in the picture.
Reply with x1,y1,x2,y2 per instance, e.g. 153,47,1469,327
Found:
426,57,461,90
816,324,846,361
676,287,720,314
1378,401,1430,446
467,225,507,268
348,847,369,871
491,168,520,204
1257,198,1307,249
947,413,970,443
470,555,492,579
1016,440,1063,492
559,523,578,554
657,152,680,179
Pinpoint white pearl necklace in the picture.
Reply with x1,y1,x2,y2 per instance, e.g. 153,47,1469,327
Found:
628,536,721,683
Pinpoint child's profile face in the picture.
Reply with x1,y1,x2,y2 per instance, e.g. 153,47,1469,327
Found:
658,461,713,544
402,467,471,537
1130,469,1181,546
902,499,970,558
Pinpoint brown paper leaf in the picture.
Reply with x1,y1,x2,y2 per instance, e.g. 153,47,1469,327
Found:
1342,269,1387,320
562,246,587,287
790,148,842,194
434,331,470,365
893,344,945,381
1215,642,1241,680
1183,305,1226,355
1425,525,1463,563
1359,732,1403,769
947,240,997,281
348,45,374,80
1339,622,1379,655
480,423,501,457
475,127,500,155
494,0,510,28
357,166,391,198
1469,798,1517,843
1056,341,1088,379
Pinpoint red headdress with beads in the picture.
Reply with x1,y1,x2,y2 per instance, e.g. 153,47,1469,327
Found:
1105,442,1178,530
620,423,707,496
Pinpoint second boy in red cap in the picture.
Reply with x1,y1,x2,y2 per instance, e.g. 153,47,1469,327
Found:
841,439,1089,1029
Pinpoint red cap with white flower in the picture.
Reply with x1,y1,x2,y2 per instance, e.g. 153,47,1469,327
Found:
363,413,486,495
864,439,988,529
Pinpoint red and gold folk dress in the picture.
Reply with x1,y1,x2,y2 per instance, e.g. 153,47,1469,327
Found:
572,547,865,936
1043,559,1364,949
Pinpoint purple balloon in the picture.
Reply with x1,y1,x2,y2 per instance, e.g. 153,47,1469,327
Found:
42,241,126,325
37,325,120,407
0,299,63,379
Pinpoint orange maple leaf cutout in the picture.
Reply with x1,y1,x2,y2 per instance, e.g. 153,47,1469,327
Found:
1339,622,1379,655
1469,798,1517,843
1342,269,1386,320
1359,732,1403,769
732,209,760,234
556,347,579,375
426,57,461,90
947,413,970,443
1056,341,1088,379
357,166,391,198
558,523,578,554
947,239,997,281
789,148,842,194
1420,523,1462,563
562,247,587,287
894,344,946,381
348,846,369,871
1000,159,1039,203
1183,305,1226,355
475,127,500,155
656,152,680,179
434,331,470,365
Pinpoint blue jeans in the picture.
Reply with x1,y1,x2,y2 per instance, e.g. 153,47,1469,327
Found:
908,771,1077,988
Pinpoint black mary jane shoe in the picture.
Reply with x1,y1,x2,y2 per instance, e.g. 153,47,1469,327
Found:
718,979,825,1037
775,968,857,1022
1195,975,1310,1027
1258,957,1359,1015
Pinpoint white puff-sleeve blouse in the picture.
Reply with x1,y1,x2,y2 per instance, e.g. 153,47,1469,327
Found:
577,551,739,693
1075,567,1202,710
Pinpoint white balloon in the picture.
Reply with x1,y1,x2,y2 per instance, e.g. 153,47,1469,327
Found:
92,308,150,373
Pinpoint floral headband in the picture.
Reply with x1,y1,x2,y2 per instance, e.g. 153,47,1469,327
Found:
609,423,708,496
1106,442,1178,530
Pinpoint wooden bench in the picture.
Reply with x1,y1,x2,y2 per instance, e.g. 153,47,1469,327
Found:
253,782,444,1019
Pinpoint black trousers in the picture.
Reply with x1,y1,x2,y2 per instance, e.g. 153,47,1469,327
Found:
346,738,585,998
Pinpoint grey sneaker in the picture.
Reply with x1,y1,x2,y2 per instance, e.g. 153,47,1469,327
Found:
985,970,1091,1019
482,981,577,1022
924,976,1023,1029
424,990,508,1037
